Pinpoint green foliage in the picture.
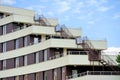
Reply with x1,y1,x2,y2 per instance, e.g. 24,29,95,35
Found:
116,52,120,67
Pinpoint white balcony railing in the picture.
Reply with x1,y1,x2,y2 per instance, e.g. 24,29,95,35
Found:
66,71,120,80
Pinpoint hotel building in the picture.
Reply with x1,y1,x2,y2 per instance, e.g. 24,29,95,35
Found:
0,5,120,80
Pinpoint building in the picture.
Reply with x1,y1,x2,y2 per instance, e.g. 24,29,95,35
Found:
0,5,120,80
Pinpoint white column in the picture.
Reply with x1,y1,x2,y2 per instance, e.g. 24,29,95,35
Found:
41,35,46,42
63,48,67,56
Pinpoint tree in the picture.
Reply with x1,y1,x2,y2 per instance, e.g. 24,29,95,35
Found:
116,52,120,67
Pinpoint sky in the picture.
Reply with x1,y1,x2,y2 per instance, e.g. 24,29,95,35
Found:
0,0,120,49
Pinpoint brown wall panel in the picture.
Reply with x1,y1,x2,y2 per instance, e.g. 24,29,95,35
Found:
6,77,15,80
19,37,24,48
27,53,35,65
19,56,24,67
57,68,62,80
27,36,30,46
6,58,15,69
19,75,24,80
62,67,66,80
12,22,19,31
28,73,35,80
39,51,43,62
6,23,13,34
0,43,2,52
6,40,15,51
47,70,53,80
0,26,2,35
38,72,43,80
0,60,2,70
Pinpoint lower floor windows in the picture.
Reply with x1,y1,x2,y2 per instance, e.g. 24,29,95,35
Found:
3,60,6,70
15,57,19,67
15,76,19,80
24,75,28,80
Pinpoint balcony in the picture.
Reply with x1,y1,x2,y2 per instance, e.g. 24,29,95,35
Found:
0,14,34,26
67,71,120,80
0,53,101,78
0,49,119,78
0,25,56,43
0,38,107,60
0,5,35,17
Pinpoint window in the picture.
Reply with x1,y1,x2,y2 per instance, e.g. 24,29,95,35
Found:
15,39,19,49
44,72,47,80
16,76,19,80
72,70,78,78
36,73,39,80
34,37,39,44
15,57,19,67
2,25,6,35
54,69,57,80
44,50,48,61
3,60,6,70
24,37,28,46
24,55,27,66
36,52,39,63
2,43,6,52
24,75,28,80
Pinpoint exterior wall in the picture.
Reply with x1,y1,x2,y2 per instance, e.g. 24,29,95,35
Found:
69,75,120,80
68,28,82,37
6,40,15,51
57,68,62,80
28,73,35,80
19,56,24,67
0,5,35,16
0,26,56,43
38,72,43,80
0,60,2,70
19,37,24,48
0,43,2,52
6,77,15,80
0,14,34,26
19,75,24,80
0,55,96,78
6,58,15,69
27,53,35,65
6,23,14,34
0,5,114,80
0,26,2,35
46,70,53,80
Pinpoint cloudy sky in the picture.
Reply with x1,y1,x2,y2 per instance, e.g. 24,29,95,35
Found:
0,0,120,48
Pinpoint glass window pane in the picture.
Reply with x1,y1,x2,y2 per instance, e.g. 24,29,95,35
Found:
24,37,28,46
36,52,39,63
15,39,19,49
34,37,39,44
16,57,19,67
24,56,27,66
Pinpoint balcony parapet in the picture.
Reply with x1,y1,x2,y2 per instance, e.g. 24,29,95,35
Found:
66,71,120,80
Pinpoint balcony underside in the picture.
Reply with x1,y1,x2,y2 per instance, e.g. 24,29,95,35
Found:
0,55,105,78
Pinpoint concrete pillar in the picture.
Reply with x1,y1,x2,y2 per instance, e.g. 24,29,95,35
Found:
41,35,46,42
63,48,67,56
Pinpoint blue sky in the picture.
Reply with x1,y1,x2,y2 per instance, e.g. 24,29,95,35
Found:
0,0,120,48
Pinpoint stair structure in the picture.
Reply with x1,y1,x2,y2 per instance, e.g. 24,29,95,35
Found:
34,14,51,26
77,36,120,71
60,25,73,38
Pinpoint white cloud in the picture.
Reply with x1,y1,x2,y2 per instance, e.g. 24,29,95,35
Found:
55,1,71,13
113,13,120,19
97,6,113,12
102,47,120,55
0,0,16,5
46,11,54,17
26,5,46,14
88,20,95,24
64,16,69,21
